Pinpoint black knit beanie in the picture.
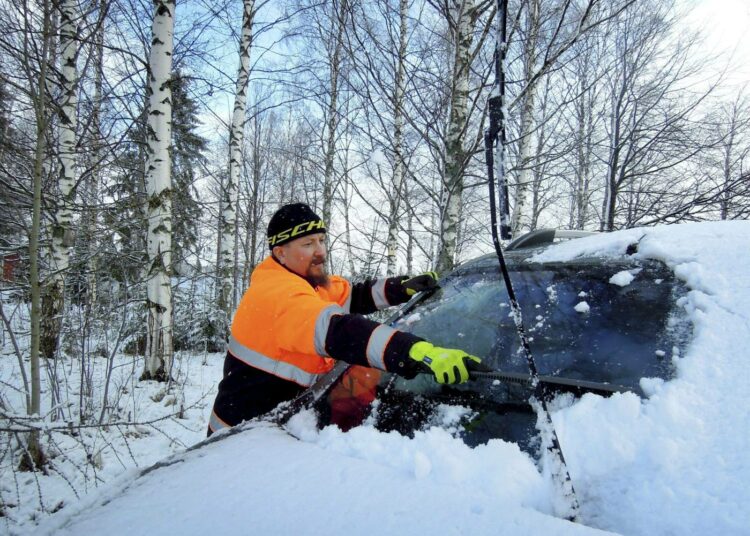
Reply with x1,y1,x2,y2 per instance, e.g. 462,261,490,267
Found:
267,203,326,249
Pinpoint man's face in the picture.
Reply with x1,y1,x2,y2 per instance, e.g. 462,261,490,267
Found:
273,233,328,286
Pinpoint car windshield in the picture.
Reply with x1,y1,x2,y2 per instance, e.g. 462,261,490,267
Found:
393,257,686,387
313,254,690,450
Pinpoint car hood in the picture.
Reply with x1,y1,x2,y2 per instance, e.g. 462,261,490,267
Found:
37,419,613,536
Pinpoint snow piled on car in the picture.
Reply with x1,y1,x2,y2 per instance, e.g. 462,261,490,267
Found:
608,269,635,286
40,419,607,536
534,220,750,535
35,221,750,536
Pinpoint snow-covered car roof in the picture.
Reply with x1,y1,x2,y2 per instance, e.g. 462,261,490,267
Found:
36,221,750,536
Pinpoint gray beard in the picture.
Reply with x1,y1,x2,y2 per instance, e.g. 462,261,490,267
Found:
306,271,330,288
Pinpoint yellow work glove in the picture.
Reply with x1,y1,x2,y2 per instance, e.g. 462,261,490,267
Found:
401,271,439,296
408,341,481,384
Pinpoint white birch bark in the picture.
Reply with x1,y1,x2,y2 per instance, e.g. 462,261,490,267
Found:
436,0,476,274
142,0,175,381
510,0,539,237
572,51,596,230
406,194,414,274
218,0,255,320
40,0,78,360
322,0,348,227
386,0,408,276
343,177,356,276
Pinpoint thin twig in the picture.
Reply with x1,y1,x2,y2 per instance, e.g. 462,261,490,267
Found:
0,300,31,410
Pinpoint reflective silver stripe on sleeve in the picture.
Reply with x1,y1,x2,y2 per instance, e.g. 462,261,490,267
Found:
209,410,230,433
366,324,397,370
371,278,390,309
314,304,346,357
228,336,321,387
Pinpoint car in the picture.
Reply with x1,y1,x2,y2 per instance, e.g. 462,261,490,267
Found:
308,229,692,454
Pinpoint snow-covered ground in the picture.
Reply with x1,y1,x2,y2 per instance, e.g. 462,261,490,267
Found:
4,220,750,535
0,348,224,533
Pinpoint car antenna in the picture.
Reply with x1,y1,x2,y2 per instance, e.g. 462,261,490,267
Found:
483,0,581,522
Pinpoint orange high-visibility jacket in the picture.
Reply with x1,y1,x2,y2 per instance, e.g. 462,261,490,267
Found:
212,256,420,433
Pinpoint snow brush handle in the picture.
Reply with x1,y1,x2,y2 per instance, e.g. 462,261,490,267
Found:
465,359,639,398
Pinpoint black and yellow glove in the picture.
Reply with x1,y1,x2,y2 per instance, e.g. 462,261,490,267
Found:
408,341,481,384
401,271,439,296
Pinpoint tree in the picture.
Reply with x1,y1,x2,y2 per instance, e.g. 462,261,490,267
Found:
710,92,750,220
218,0,255,324
170,70,207,274
142,0,175,381
321,0,349,231
286,0,354,255
24,0,56,471
40,0,80,360
386,0,409,276
434,0,494,273
504,0,635,235
0,74,30,249
237,105,274,286
561,26,607,230
345,0,412,276
78,0,108,310
598,0,712,231
509,0,540,235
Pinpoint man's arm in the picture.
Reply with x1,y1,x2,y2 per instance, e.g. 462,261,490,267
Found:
348,271,440,314
325,313,421,377
277,283,478,384
325,314,482,384
347,277,412,315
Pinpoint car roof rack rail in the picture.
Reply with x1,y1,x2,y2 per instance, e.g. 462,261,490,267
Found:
505,229,598,251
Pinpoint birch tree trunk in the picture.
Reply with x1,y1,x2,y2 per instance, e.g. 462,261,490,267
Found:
571,53,595,230
342,175,356,276
322,0,348,228
720,121,736,221
436,0,478,274
405,180,414,274
386,0,408,276
717,95,748,220
510,0,539,237
141,0,175,381
218,0,255,324
40,0,78,360
529,79,552,229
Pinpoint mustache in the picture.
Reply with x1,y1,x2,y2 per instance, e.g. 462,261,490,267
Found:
310,256,326,266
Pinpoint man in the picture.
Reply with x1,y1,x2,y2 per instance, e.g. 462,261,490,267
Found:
208,203,481,435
